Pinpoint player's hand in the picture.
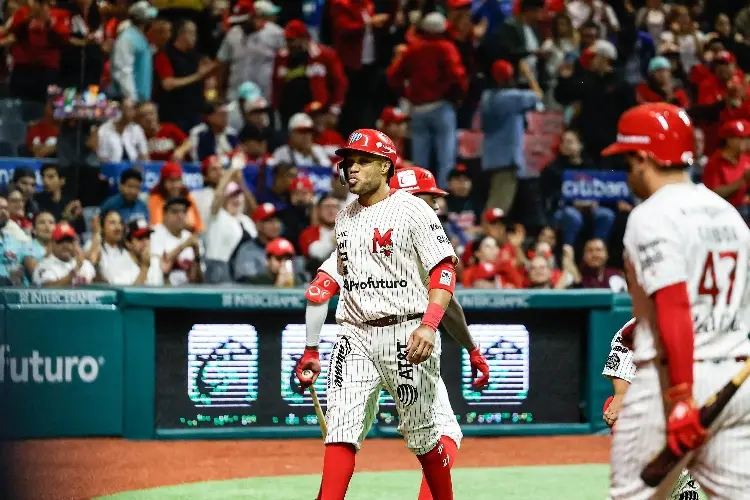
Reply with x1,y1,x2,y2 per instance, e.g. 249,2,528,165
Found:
295,347,321,390
665,384,707,456
407,325,436,365
469,347,490,389
603,394,623,429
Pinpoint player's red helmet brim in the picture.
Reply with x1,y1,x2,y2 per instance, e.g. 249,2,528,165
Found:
601,142,638,158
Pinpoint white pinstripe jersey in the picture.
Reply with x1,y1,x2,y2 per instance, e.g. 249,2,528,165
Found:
602,319,637,383
334,189,456,324
624,183,750,363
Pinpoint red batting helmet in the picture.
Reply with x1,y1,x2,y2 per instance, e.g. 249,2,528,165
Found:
601,103,694,167
335,129,399,166
389,166,448,197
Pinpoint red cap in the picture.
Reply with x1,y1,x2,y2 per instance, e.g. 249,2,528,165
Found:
719,119,750,139
447,0,472,8
389,166,447,197
266,237,295,257
304,101,326,115
714,50,736,65
160,162,183,179
52,222,77,241
200,155,222,175
229,0,255,23
491,60,514,83
252,202,278,222
290,176,314,192
336,129,399,166
483,207,506,223
469,262,497,284
379,107,409,126
601,103,695,166
285,20,309,39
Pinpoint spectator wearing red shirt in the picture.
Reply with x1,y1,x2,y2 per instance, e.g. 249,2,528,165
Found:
136,102,192,161
8,0,70,103
272,21,348,130
298,193,339,267
375,106,409,158
305,101,345,162
578,238,626,291
462,236,507,288
636,56,690,108
328,0,391,134
387,12,467,188
25,102,59,158
153,20,215,133
702,119,750,221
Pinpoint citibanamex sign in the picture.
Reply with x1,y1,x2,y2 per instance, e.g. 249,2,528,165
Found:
0,345,104,384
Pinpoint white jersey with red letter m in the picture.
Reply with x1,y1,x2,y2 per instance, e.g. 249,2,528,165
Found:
334,189,456,324
624,183,750,363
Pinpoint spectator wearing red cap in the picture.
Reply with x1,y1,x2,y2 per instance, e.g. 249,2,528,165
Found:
271,113,332,168
240,236,300,286
298,193,339,266
136,102,192,161
387,11,467,188
204,168,258,283
148,162,205,232
306,101,346,162
702,119,750,220
278,175,315,252
32,223,96,287
376,106,409,158
272,20,348,129
231,202,285,282
329,0,392,135
153,19,216,134
97,98,150,163
480,59,542,213
216,0,285,101
150,196,204,285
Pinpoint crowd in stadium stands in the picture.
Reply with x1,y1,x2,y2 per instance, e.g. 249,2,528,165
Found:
0,0,746,290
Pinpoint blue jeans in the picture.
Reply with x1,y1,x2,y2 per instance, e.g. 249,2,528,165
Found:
553,205,616,246
410,101,456,188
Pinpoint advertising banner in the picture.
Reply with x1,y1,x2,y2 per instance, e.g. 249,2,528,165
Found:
0,290,123,438
561,170,631,203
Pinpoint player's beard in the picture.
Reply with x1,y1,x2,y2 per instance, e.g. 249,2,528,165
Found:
349,175,380,195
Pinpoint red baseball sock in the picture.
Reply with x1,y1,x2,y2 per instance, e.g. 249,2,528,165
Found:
417,437,458,500
417,436,456,500
318,443,356,500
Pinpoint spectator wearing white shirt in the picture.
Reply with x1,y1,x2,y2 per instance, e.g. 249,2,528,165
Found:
150,197,204,286
192,155,224,225
567,0,620,39
204,169,258,283
271,113,331,168
32,223,96,287
97,98,150,162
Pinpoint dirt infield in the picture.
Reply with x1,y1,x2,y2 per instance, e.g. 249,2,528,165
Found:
2,436,611,500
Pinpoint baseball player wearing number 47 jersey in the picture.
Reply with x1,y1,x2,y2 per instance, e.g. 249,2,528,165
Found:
602,319,701,500
602,103,750,499
297,165,490,500
303,129,462,500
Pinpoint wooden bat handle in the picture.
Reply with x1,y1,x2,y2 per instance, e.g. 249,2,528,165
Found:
302,370,328,439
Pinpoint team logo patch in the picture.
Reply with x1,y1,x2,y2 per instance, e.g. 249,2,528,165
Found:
396,170,418,188
439,270,453,286
372,228,393,257
605,353,620,371
349,132,364,144
396,383,419,407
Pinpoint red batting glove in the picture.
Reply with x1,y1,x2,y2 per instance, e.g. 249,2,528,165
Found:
295,348,321,390
665,384,707,456
469,347,490,389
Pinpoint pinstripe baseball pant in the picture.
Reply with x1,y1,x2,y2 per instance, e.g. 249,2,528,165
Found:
610,361,750,500
325,319,457,455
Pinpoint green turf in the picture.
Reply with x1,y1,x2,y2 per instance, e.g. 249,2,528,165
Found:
94,464,611,500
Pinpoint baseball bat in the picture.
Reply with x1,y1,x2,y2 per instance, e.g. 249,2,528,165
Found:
303,370,328,439
640,358,750,486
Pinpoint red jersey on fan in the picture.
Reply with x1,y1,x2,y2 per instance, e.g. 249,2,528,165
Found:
147,123,187,161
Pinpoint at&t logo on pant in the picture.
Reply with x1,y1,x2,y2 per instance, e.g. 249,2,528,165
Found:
0,345,104,384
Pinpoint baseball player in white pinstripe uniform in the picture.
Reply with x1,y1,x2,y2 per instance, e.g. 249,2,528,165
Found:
297,130,462,500
297,165,490,500
602,103,750,499
602,319,701,500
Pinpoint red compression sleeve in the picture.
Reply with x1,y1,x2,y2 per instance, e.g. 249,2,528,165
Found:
428,259,456,294
653,282,695,393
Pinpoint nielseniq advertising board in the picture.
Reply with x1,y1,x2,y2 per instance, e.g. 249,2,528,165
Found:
154,309,586,430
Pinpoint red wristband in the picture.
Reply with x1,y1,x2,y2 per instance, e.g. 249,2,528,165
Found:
421,303,445,331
